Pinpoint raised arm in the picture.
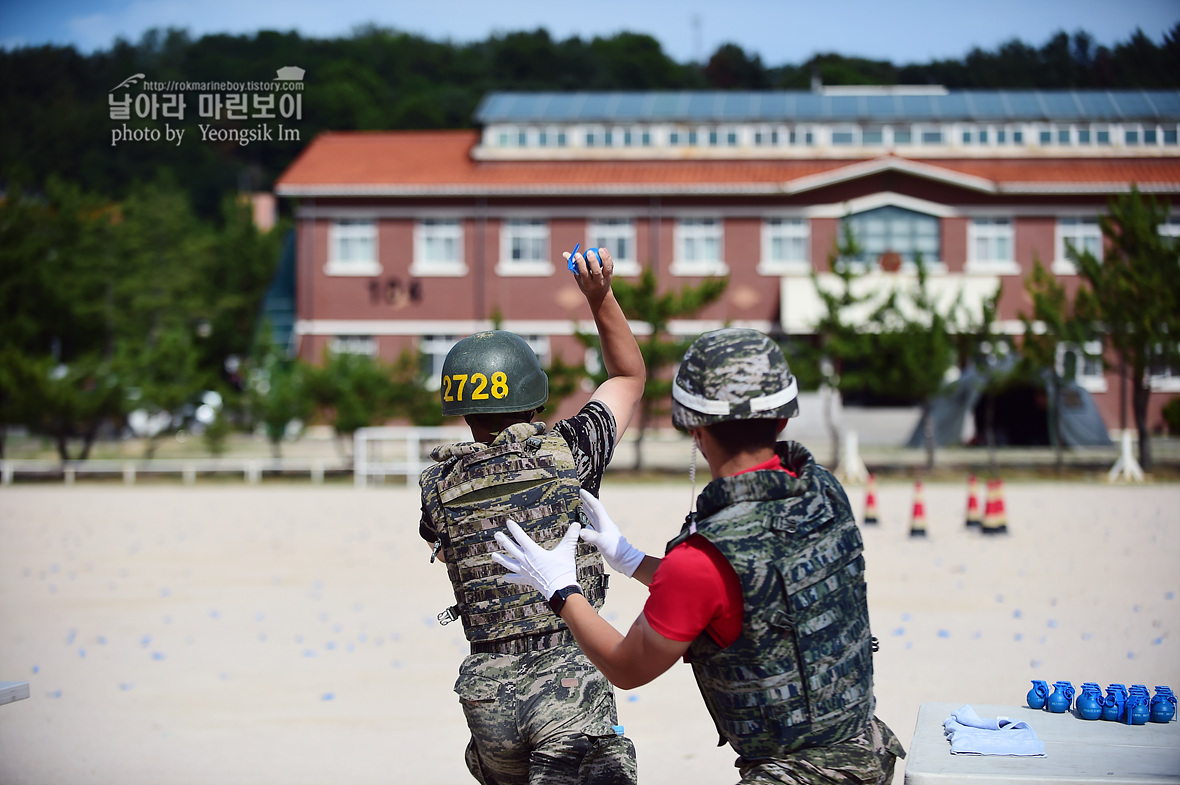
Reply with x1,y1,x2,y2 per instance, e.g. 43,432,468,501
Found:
566,247,645,442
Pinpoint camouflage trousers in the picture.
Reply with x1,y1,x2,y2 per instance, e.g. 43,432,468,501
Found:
736,716,905,785
454,639,637,785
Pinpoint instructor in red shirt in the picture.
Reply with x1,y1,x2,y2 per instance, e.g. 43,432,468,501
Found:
494,328,904,784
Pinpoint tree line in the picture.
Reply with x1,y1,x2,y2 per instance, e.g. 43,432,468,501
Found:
1,24,1177,217
1,23,1177,470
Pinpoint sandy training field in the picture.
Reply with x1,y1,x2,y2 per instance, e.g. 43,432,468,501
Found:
1,480,1177,784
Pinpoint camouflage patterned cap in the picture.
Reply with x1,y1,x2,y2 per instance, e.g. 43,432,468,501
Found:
671,328,799,431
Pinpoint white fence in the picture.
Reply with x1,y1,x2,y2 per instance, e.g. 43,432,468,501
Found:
0,457,349,485
352,426,469,488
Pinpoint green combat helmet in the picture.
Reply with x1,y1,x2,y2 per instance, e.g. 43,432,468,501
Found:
671,327,799,431
440,331,548,417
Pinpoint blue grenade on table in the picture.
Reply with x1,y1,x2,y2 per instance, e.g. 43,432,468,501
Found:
1047,680,1074,713
1077,683,1103,720
1102,684,1127,722
1150,686,1176,723
1026,679,1050,710
1126,685,1150,725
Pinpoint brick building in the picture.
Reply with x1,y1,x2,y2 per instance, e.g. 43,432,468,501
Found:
274,87,1180,435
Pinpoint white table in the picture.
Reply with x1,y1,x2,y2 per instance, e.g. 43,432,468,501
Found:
905,702,1180,784
0,681,30,707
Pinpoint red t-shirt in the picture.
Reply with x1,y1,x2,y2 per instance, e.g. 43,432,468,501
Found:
643,456,793,648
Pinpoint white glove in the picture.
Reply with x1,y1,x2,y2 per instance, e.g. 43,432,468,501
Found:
577,489,646,578
492,520,581,600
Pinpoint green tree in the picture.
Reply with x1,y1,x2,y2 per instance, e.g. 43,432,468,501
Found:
306,350,401,457
389,349,444,426
810,225,962,470
248,354,312,458
1070,186,1180,472
0,180,128,460
577,267,727,471
1019,257,1094,473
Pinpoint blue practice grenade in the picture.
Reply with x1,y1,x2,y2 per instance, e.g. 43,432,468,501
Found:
1150,687,1176,723
1026,680,1050,710
1077,683,1103,720
1047,680,1074,713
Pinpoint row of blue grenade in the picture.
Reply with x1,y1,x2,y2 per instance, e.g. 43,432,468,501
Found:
1027,680,1176,723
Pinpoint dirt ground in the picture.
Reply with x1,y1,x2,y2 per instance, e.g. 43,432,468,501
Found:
1,480,1177,784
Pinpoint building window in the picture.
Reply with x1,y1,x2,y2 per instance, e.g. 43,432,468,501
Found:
587,218,639,276
672,217,726,276
831,126,857,146
892,127,912,145
863,127,884,145
420,335,459,391
1054,216,1102,274
967,217,1016,273
1058,341,1106,393
1149,343,1180,392
328,335,377,356
920,129,944,145
327,218,379,276
843,206,940,267
1160,216,1180,239
412,218,466,277
498,218,552,276
759,217,810,275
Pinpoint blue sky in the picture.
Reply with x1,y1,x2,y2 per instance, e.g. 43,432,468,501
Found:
1,0,1178,65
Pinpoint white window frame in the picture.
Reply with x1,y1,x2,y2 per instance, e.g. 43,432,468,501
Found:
420,335,459,391
497,218,552,277
328,335,377,357
966,217,1018,274
1053,216,1103,275
411,217,467,277
326,218,380,276
830,125,859,146
758,217,810,275
587,217,640,276
672,217,726,277
1149,342,1180,392
1160,215,1180,239
1057,340,1107,393
842,205,942,271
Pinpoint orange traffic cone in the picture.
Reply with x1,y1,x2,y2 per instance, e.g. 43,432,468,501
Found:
909,480,928,537
863,474,880,526
982,478,1009,535
965,475,982,529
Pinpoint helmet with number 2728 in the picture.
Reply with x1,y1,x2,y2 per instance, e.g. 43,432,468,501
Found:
439,331,548,417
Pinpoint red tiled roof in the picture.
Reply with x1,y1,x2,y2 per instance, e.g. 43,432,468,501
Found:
274,130,1180,196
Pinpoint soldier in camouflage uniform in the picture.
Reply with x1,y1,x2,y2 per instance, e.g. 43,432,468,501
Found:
419,247,644,785
495,328,905,784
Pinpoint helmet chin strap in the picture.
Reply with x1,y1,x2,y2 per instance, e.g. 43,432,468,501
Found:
686,437,699,532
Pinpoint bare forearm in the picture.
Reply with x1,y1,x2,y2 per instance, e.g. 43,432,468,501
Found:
559,595,685,690
630,554,660,586
590,290,644,384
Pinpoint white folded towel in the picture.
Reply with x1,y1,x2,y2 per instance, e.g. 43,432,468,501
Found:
942,704,1046,756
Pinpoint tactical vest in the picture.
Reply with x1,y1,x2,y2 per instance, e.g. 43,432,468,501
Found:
667,442,874,759
420,422,607,653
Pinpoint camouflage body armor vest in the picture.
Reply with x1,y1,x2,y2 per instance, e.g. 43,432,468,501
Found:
667,442,874,759
420,422,607,653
